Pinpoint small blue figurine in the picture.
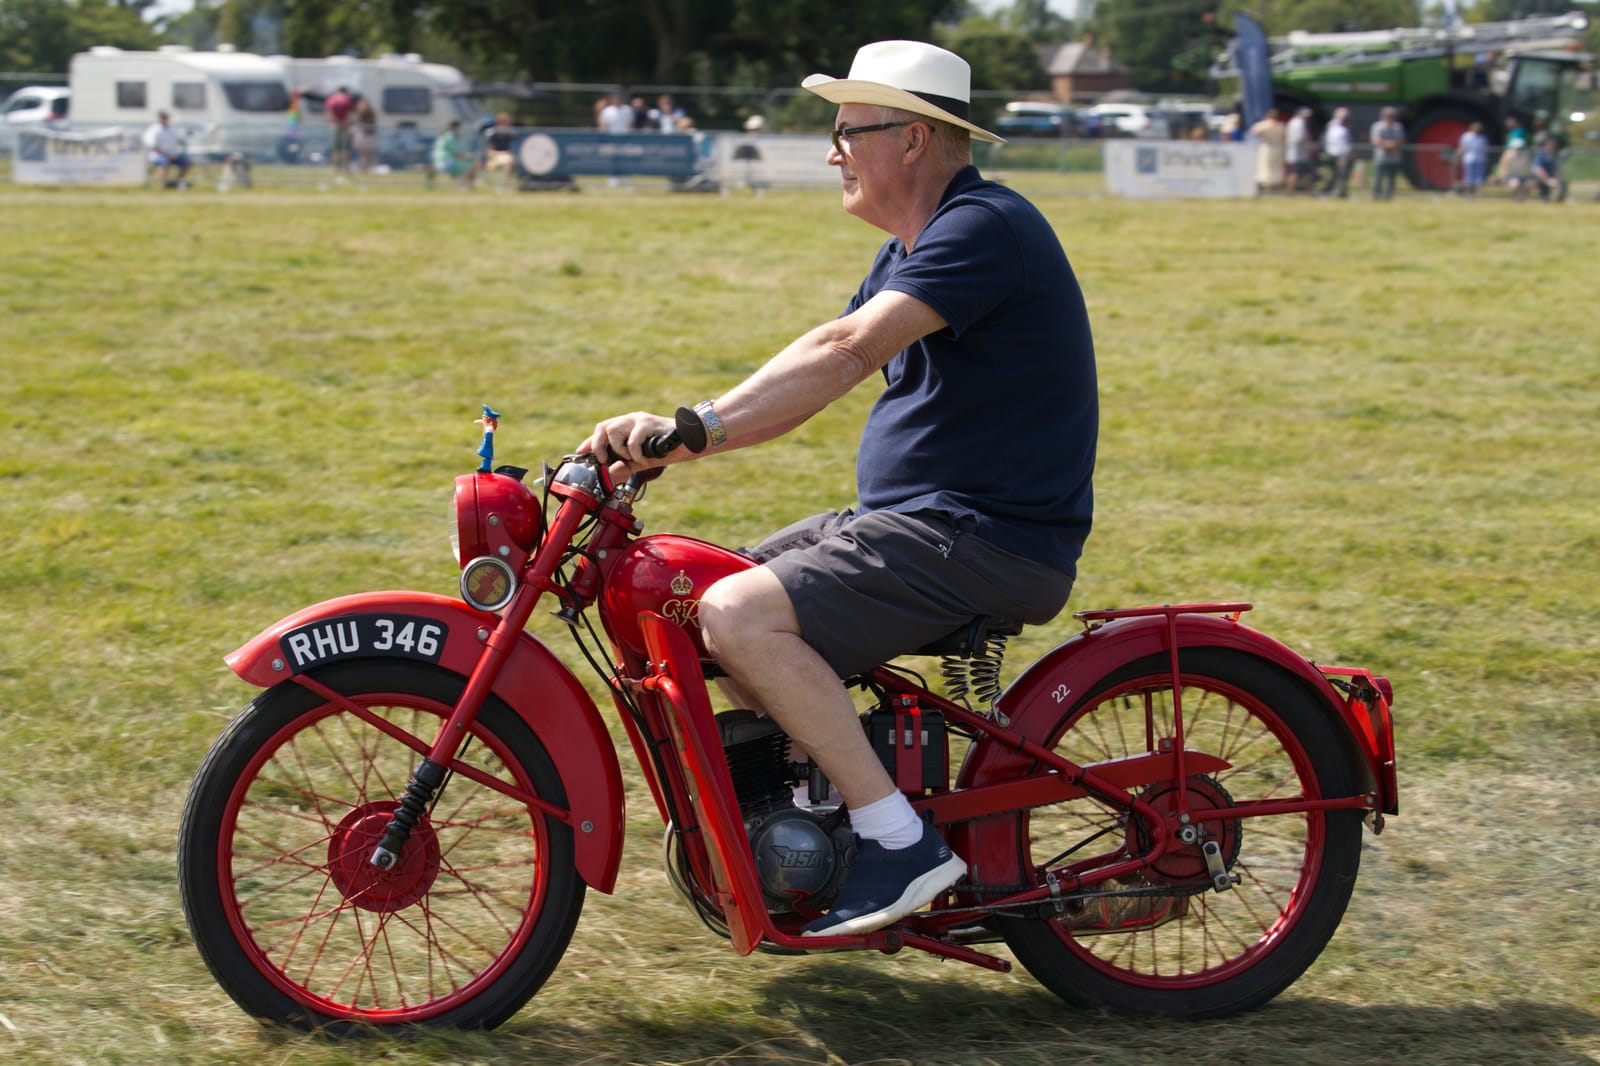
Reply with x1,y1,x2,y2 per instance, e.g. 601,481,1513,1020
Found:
475,405,502,472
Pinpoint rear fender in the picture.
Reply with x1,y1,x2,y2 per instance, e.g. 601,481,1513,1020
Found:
226,591,625,894
952,611,1383,891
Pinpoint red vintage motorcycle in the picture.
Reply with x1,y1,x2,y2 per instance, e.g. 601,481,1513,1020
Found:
178,406,1397,1032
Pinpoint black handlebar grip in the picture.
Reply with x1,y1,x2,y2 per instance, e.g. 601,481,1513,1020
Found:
601,406,705,464
674,405,709,454
639,428,682,460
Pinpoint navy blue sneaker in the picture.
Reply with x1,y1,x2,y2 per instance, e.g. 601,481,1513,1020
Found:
802,822,965,937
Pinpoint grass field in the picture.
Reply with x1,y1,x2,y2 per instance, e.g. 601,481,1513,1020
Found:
1,179,1597,1066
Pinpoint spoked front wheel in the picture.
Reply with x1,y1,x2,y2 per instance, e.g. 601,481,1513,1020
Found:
178,661,586,1031
997,648,1364,1018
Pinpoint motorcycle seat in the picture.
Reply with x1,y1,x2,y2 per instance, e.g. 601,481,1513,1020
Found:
699,616,1023,683
912,616,1021,658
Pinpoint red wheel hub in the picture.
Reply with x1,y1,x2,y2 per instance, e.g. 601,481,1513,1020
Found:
327,802,442,913
1129,776,1241,884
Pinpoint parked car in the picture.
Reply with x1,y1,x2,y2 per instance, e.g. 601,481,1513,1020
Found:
994,101,1098,138
1087,102,1153,137
1,86,70,150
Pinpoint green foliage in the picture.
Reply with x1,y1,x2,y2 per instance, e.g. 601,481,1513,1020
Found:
374,0,966,87
982,0,1076,42
4,0,972,86
0,0,157,71
939,21,1046,93
1091,0,1229,93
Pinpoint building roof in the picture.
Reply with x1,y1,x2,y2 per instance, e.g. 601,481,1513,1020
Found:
1042,41,1129,77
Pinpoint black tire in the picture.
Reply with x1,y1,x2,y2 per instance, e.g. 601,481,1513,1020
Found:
178,661,586,1032
995,648,1364,1019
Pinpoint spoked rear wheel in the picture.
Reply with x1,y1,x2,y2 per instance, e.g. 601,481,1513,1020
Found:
178,661,585,1031
997,648,1363,1018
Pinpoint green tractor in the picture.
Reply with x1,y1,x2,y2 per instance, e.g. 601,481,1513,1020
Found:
1215,11,1594,190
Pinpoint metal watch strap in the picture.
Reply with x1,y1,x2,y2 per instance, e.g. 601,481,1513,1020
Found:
694,400,729,449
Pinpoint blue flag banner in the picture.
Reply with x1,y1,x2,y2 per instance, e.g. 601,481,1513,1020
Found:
1233,13,1274,128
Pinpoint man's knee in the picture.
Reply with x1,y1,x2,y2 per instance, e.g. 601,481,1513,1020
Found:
699,568,798,662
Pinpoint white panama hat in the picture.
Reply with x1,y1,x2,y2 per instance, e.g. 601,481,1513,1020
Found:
802,40,1005,144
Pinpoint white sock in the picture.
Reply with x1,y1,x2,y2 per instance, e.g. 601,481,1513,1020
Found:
849,792,923,850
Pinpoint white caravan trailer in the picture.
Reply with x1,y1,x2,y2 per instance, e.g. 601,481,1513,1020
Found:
280,54,480,167
67,45,293,160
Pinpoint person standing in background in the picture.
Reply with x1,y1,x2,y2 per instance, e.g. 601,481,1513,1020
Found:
352,97,378,173
1285,107,1313,192
1322,106,1352,197
655,94,687,132
1250,108,1286,194
599,94,634,134
1456,121,1488,196
1369,107,1405,201
325,85,354,172
1497,115,1531,196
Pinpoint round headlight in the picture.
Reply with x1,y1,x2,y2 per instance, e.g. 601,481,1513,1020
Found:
479,473,540,551
461,555,517,613
452,471,541,571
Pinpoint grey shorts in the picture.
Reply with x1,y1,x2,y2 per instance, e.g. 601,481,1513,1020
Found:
746,509,1073,678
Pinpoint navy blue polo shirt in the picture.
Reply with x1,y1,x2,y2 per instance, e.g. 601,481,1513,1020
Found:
849,165,1096,576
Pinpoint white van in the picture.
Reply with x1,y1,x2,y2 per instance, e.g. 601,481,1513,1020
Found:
67,45,292,160
280,54,480,167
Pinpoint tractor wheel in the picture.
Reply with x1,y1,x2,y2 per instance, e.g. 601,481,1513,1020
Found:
1407,105,1485,191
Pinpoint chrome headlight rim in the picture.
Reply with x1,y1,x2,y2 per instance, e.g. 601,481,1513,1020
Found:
460,555,517,613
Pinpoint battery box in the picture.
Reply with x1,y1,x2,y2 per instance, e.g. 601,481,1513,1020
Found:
866,696,948,795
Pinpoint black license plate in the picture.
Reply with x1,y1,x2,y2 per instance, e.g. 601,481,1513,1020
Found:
279,613,448,673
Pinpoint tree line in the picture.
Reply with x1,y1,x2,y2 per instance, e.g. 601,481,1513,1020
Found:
3,0,1593,100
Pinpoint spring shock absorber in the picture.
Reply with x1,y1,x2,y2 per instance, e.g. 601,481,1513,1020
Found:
939,631,1010,709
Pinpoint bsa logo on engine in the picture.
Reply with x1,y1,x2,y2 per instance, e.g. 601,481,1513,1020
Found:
769,845,823,869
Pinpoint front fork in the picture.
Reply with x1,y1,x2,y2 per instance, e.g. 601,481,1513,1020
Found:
369,498,600,870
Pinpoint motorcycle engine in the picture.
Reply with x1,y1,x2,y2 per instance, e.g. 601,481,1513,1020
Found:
717,710,854,915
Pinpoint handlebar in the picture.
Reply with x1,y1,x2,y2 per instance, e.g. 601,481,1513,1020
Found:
607,405,710,463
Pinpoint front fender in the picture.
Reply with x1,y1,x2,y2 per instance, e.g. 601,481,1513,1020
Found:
952,611,1381,892
226,591,625,894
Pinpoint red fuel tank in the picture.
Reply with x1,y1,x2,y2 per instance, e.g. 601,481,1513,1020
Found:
601,534,756,658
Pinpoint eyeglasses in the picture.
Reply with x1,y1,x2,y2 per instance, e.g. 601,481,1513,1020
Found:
830,121,911,155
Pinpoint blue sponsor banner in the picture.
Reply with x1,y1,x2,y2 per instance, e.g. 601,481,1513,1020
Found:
515,130,699,178
1233,13,1275,127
